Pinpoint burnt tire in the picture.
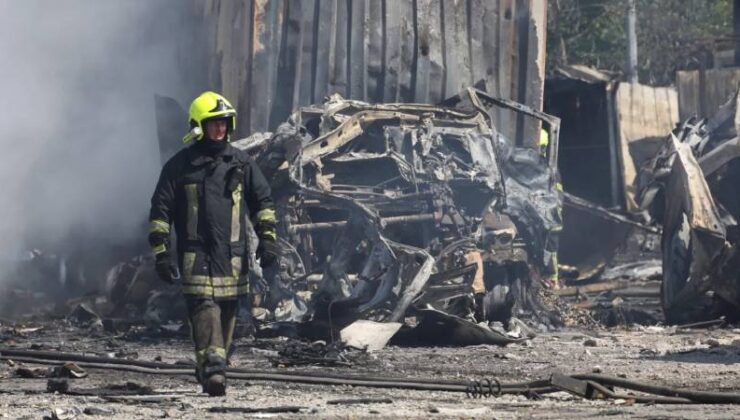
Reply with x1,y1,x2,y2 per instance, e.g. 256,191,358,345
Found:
661,213,713,324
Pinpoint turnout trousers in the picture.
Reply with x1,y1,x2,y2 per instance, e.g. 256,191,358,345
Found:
186,297,238,383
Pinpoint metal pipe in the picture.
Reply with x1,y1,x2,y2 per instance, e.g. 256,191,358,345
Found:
575,373,740,404
0,353,552,396
0,348,536,388
6,350,740,404
563,191,660,233
289,213,435,234
586,380,693,404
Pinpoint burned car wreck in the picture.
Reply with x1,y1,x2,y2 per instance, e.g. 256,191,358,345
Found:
224,88,563,346
637,89,740,324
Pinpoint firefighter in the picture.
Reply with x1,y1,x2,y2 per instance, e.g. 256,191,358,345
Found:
148,91,277,396
539,126,562,289
539,127,550,158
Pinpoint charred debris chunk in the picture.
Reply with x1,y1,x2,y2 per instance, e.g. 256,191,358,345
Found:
637,88,740,325
230,87,564,345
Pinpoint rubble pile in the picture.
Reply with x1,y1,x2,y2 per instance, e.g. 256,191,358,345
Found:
3,87,653,346
637,89,740,324
232,88,564,345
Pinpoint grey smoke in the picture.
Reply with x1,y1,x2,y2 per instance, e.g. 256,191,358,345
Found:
0,1,197,280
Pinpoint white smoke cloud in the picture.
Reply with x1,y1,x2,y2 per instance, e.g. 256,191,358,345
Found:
0,1,196,277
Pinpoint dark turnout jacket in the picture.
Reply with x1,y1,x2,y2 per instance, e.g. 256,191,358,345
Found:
149,141,275,299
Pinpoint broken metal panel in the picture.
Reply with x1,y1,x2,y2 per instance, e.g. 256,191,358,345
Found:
340,320,401,351
700,138,740,177
636,92,740,323
657,136,726,322
189,0,547,147
390,308,522,347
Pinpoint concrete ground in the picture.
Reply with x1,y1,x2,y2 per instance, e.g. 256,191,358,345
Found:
1,321,740,419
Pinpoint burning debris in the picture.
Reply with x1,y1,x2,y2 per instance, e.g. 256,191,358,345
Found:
637,89,740,324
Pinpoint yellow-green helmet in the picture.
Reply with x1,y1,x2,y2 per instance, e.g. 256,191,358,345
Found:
185,91,236,142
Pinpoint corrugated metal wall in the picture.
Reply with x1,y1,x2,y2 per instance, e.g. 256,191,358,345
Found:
189,0,547,146
676,68,740,121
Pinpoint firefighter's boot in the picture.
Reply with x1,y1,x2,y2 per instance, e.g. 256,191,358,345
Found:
202,352,227,396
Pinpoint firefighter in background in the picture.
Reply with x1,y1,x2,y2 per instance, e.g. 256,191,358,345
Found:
148,92,277,396
539,126,563,290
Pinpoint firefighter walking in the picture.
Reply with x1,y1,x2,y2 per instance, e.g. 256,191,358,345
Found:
148,92,277,396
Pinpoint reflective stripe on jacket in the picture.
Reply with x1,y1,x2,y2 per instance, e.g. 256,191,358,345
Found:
149,142,275,299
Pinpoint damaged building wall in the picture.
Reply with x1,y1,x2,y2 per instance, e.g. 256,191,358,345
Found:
616,83,679,211
544,65,678,279
544,67,625,279
545,65,678,211
677,68,740,121
184,0,547,148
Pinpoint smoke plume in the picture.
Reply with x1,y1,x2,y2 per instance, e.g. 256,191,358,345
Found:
0,1,196,283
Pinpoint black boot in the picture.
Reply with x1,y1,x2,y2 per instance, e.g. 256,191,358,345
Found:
204,373,226,396
202,353,227,397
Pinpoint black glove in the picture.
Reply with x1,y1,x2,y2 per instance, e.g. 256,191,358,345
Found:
155,252,180,284
256,238,279,268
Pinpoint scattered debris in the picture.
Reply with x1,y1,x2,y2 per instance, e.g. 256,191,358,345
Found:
590,300,660,327
270,339,367,367
82,407,115,416
340,320,402,351
46,378,69,393
676,318,727,330
208,406,305,414
556,280,636,298
102,381,154,395
583,339,598,347
429,406,490,415
599,260,662,282
100,395,181,404
15,362,87,379
327,397,393,405
391,309,524,347
45,407,82,420
66,303,101,327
